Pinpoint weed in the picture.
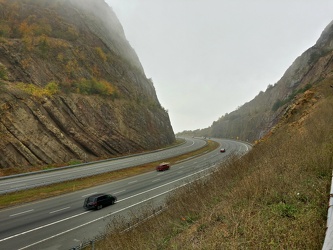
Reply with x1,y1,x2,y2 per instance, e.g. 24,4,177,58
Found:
94,89,333,249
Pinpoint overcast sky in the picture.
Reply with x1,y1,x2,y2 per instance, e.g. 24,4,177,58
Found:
105,0,333,133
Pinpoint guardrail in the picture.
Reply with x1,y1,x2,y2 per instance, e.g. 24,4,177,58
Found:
0,139,192,194
0,139,188,181
323,170,333,250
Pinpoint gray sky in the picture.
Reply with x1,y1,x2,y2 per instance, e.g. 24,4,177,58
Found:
105,0,333,133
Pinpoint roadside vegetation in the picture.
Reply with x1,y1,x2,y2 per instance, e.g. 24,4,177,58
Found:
94,87,333,249
0,140,219,209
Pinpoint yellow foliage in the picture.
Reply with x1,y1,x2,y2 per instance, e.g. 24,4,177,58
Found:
95,47,107,62
67,26,79,38
91,65,100,78
65,60,79,76
16,82,59,97
57,53,64,62
19,21,33,37
54,39,70,48
21,59,32,70
99,79,116,95
45,82,59,95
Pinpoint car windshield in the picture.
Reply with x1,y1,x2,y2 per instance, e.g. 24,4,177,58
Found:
86,197,95,202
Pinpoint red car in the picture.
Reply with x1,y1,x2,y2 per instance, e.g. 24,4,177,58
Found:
156,162,170,171
220,148,226,153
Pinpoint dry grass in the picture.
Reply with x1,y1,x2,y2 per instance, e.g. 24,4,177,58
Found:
95,88,333,249
0,140,219,209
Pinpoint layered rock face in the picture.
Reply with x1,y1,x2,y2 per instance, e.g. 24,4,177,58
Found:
207,20,333,142
0,0,175,169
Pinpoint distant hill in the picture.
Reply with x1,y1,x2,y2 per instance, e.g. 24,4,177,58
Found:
0,0,175,170
96,20,333,249
179,20,333,143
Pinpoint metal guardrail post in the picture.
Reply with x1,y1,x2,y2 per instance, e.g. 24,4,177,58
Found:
323,170,333,250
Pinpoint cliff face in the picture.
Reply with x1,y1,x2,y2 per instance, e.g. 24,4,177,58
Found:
203,20,333,142
0,0,175,169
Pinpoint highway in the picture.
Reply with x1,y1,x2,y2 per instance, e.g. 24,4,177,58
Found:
0,138,251,250
0,137,206,194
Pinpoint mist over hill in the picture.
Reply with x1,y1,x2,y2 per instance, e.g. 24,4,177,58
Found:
96,20,333,249
0,0,175,170
179,20,333,143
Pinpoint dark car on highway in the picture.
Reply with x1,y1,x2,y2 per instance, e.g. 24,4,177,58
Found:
83,193,117,210
156,162,170,171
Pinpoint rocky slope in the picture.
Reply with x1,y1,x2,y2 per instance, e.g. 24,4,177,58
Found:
182,20,333,142
0,0,175,170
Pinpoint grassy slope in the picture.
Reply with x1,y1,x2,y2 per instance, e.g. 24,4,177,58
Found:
96,81,333,249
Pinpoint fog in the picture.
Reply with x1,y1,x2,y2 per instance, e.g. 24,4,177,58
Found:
106,0,333,133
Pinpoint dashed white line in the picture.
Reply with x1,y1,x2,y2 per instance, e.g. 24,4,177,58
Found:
82,192,97,198
4,165,216,248
0,211,90,243
113,190,126,195
152,179,160,183
49,207,70,214
128,180,137,184
10,210,34,217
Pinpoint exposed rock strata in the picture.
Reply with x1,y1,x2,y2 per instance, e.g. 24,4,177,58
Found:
0,0,175,169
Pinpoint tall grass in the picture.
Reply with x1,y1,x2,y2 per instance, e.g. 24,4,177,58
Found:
95,94,333,249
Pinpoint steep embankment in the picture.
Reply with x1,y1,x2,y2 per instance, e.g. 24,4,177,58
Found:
185,20,333,142
96,22,333,250
0,0,175,171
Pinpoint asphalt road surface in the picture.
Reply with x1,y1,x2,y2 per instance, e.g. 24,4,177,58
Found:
0,138,251,249
0,137,206,194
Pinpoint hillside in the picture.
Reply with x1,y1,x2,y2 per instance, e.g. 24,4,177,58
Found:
94,21,333,249
179,20,333,143
0,0,175,172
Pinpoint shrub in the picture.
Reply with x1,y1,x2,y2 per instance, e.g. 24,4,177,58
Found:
17,82,59,97
74,78,117,97
95,47,107,62
45,81,59,95
0,63,8,80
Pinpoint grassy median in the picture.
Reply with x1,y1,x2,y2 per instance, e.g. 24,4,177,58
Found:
0,140,219,209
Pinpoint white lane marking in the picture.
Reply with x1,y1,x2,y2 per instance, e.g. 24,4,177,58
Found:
0,211,90,243
113,190,126,195
0,138,201,188
82,192,97,198
49,207,70,214
152,179,160,183
128,180,137,184
17,170,213,250
2,165,214,247
10,210,34,217
178,171,183,174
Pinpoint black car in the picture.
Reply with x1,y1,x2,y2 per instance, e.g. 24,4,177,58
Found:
83,193,117,210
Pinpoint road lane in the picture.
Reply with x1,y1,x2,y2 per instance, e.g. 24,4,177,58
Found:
0,138,252,249
0,138,206,194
